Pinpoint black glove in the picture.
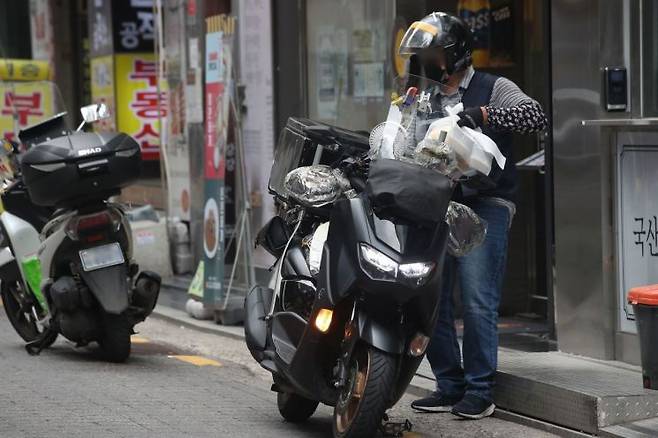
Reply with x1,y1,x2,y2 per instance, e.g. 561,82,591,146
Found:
457,107,485,129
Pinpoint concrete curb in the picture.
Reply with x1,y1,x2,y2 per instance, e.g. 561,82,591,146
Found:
151,305,245,342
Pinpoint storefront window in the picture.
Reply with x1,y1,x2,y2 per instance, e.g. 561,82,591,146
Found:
306,0,395,130
643,0,658,116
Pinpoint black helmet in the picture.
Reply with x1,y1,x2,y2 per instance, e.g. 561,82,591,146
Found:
399,12,473,78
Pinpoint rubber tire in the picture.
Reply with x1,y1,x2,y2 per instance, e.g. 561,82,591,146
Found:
277,392,319,423
0,281,57,346
333,346,397,438
98,314,131,363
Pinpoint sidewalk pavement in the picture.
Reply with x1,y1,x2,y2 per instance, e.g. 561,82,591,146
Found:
152,280,658,438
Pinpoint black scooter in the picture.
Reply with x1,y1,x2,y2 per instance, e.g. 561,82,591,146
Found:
245,116,453,437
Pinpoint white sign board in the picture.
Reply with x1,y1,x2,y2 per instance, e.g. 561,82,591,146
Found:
617,145,658,333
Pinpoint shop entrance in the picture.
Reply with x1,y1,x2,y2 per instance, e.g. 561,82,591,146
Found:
302,0,554,337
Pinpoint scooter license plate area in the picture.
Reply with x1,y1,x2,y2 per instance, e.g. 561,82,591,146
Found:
79,242,124,272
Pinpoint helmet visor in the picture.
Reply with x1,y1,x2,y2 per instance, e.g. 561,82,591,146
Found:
399,21,439,55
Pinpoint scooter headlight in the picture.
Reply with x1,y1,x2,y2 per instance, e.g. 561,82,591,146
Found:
358,244,435,286
399,262,436,286
359,244,398,281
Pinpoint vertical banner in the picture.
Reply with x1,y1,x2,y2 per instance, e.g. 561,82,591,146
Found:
163,0,191,220
90,55,117,132
115,53,167,160
238,0,275,268
29,0,55,64
203,15,236,306
88,0,114,57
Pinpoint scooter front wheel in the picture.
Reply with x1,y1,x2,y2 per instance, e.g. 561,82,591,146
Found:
1,281,55,345
333,344,396,438
277,391,319,423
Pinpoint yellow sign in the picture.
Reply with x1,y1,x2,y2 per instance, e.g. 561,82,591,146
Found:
393,27,407,77
115,53,167,160
90,56,116,132
0,59,51,82
0,81,56,141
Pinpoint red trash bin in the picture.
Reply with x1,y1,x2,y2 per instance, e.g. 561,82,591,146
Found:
628,285,658,390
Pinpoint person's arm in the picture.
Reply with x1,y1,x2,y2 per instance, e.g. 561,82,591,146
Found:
482,77,548,134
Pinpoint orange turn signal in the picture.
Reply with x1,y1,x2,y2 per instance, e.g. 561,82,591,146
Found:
314,308,333,333
409,333,430,357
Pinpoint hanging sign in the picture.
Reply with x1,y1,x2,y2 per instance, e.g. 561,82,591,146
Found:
0,59,51,82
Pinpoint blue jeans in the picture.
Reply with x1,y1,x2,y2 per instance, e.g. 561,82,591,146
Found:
426,198,512,402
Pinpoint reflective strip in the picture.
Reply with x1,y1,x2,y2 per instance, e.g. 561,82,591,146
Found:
410,21,439,36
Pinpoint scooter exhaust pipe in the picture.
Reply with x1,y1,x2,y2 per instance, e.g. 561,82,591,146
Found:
132,271,161,316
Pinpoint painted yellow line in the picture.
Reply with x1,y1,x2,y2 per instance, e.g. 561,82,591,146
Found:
403,432,423,437
131,335,149,344
168,355,222,367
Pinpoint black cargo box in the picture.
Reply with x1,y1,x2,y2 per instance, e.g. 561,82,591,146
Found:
20,132,141,207
268,117,369,200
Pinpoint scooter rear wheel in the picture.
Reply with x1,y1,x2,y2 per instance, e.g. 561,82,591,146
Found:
333,344,396,438
98,314,131,363
277,391,319,423
1,281,55,345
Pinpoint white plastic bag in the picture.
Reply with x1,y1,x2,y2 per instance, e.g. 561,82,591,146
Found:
422,103,506,176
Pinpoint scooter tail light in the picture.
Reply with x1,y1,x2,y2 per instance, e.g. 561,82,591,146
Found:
409,333,430,357
66,210,121,241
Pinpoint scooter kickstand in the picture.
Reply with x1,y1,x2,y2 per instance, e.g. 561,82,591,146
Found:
379,415,413,437
24,330,56,356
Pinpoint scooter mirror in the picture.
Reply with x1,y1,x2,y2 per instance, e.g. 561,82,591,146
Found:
80,103,110,124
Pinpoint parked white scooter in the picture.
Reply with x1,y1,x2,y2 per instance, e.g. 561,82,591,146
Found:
0,101,161,362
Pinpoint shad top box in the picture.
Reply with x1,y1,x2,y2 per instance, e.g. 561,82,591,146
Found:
20,132,141,208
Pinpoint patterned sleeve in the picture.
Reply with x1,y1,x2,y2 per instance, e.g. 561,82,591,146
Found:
485,77,548,134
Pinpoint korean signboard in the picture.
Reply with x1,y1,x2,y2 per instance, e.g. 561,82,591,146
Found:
617,146,658,334
203,15,235,307
112,0,156,53
0,81,57,142
115,53,167,161
0,59,51,82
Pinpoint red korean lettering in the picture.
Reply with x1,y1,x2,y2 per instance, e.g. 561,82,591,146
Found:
2,92,43,125
131,91,167,119
130,60,157,86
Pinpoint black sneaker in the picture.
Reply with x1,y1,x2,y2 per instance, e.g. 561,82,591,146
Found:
451,394,495,419
411,391,462,413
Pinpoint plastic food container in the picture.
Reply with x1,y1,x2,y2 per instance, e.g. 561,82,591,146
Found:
628,284,658,390
444,124,493,175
